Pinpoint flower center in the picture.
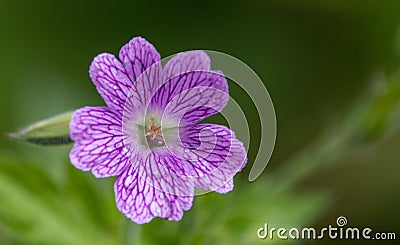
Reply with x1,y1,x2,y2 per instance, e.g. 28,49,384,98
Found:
145,118,165,147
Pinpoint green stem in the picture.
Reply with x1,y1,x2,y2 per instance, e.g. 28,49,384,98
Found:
124,220,141,245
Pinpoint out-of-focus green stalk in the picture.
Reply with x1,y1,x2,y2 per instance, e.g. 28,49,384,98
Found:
125,220,141,245
273,72,400,190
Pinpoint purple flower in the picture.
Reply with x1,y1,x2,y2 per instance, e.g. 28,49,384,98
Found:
69,37,247,224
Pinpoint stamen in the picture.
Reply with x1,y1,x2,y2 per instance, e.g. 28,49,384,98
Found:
145,118,165,147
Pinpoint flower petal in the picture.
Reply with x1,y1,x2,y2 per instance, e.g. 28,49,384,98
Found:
69,106,130,178
119,37,161,83
114,152,194,224
161,51,210,83
122,63,161,118
89,53,133,113
166,124,247,193
151,70,229,124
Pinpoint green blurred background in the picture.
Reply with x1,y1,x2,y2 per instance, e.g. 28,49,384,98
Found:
1,0,400,244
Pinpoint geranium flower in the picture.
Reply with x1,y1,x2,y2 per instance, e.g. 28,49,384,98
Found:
69,37,247,224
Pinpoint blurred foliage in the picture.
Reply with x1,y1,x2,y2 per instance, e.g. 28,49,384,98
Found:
1,0,400,244
0,152,124,245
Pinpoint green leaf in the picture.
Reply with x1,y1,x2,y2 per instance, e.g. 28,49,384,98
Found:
7,112,73,146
